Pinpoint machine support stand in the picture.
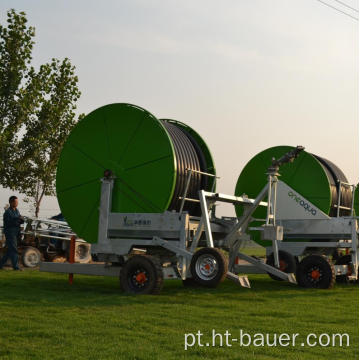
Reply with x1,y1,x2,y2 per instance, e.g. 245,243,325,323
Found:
199,190,215,248
68,235,76,285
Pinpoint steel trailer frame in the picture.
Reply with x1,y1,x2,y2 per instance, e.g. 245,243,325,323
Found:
40,146,359,291
40,164,297,288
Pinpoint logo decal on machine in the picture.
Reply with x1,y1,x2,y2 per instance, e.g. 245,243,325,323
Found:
123,216,151,226
287,191,317,216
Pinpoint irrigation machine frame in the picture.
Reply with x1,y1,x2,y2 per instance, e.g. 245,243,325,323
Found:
40,146,359,294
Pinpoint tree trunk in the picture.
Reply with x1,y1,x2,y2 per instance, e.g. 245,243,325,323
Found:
35,187,45,218
35,203,40,218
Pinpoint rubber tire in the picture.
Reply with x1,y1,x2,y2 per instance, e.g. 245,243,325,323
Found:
120,255,163,295
266,250,297,281
296,255,335,289
21,247,41,268
182,278,200,287
335,254,352,283
190,248,228,288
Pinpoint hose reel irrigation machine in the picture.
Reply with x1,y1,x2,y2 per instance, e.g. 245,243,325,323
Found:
40,103,359,294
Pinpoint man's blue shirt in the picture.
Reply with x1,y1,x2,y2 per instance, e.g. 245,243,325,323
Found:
3,207,21,235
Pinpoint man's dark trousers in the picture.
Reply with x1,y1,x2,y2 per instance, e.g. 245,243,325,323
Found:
0,230,20,269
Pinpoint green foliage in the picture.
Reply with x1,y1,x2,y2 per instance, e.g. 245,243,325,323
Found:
0,9,36,171
0,9,81,216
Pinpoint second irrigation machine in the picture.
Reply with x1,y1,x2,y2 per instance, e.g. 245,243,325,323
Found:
40,103,359,294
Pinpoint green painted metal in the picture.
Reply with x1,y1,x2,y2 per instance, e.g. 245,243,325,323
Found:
161,119,216,191
234,146,332,247
56,103,176,243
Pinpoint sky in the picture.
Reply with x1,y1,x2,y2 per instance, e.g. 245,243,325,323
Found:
0,0,358,219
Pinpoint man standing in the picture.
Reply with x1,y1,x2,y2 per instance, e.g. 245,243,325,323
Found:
0,196,24,270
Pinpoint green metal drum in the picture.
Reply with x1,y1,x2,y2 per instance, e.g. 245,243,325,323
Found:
56,104,216,244
57,103,177,243
234,146,349,247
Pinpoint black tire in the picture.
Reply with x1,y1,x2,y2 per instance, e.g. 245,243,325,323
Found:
21,247,41,268
182,278,199,287
266,251,297,281
190,248,228,288
296,255,335,289
120,255,163,295
335,254,352,283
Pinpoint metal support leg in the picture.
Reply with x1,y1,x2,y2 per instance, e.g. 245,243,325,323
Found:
228,240,241,272
224,183,269,247
178,214,189,280
152,236,193,260
273,240,280,268
190,217,204,253
267,175,280,267
351,219,358,279
97,178,114,252
237,253,297,284
179,170,192,215
199,190,214,248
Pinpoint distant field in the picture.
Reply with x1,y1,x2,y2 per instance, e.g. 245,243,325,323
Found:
0,268,357,360
239,245,266,258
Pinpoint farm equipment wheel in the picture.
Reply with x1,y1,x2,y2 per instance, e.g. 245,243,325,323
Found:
296,255,335,289
266,250,297,281
182,278,200,287
120,255,163,295
74,242,91,263
190,248,228,288
335,255,353,283
22,247,41,268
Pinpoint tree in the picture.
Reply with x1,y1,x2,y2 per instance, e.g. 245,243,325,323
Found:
0,9,36,174
12,59,82,217
0,9,82,217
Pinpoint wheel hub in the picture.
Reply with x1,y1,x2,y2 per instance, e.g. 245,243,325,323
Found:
307,266,322,282
310,269,321,280
135,272,147,284
196,254,219,280
26,251,38,266
130,268,149,288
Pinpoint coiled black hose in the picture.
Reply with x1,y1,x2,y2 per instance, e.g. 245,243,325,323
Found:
161,121,208,215
313,155,352,216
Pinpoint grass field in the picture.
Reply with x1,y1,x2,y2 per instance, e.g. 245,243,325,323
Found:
0,267,357,360
238,245,266,258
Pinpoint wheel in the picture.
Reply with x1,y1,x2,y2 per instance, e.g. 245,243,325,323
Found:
21,247,41,268
266,251,297,281
182,278,199,287
190,248,228,288
335,254,352,283
120,255,163,295
296,255,335,289
74,242,91,263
